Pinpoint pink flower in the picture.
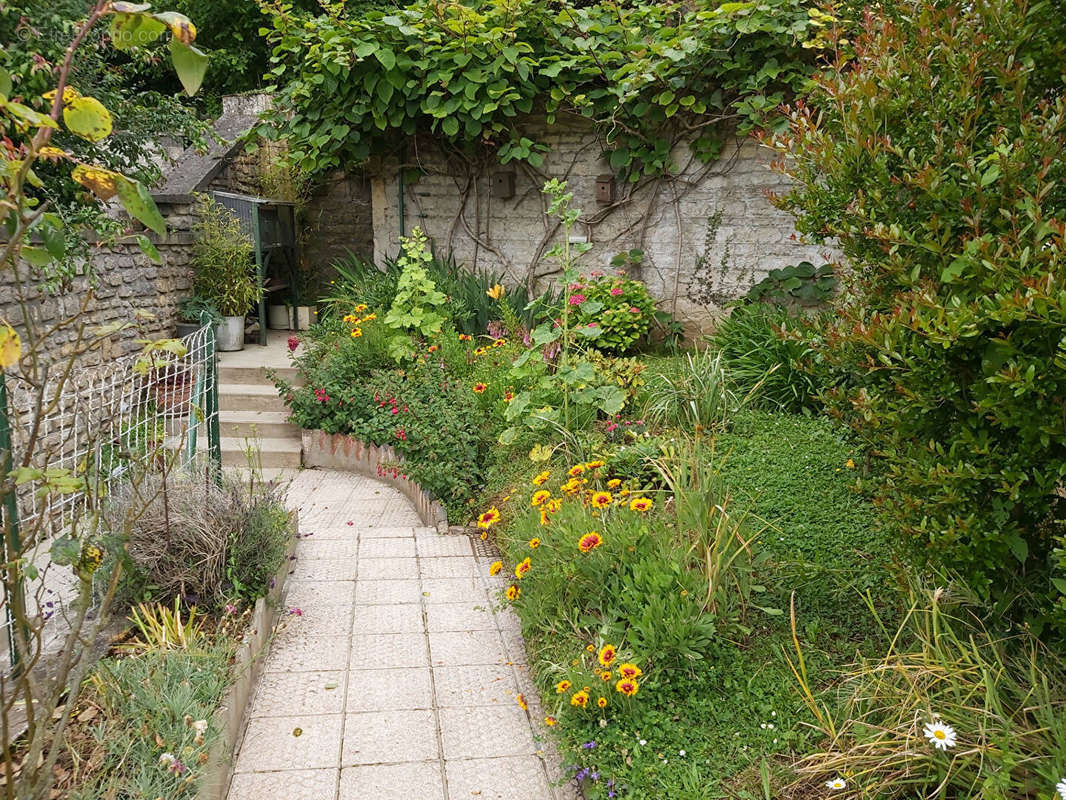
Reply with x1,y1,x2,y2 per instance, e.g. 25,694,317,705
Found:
610,287,624,296
287,335,300,352
569,294,586,306
391,406,399,415
628,306,641,313
289,607,303,616
587,322,598,327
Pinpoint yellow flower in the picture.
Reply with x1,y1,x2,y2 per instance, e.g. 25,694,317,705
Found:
539,509,550,527
342,314,357,323
350,327,363,338
618,663,643,679
615,677,639,697
561,479,582,496
629,496,653,513
598,644,617,667
556,680,572,693
486,283,505,300
473,382,488,394
363,313,377,321
532,470,550,486
528,538,541,549
474,347,487,357
477,508,501,529
585,460,605,470
515,557,531,579
506,584,521,601
568,464,586,477
600,671,612,681
531,490,551,507
570,690,590,708
545,715,558,726
578,532,603,553
590,491,612,509
597,697,608,708
547,498,563,513
607,479,622,489
586,644,595,652
480,531,488,540
516,693,528,711
354,303,368,312
845,458,856,469
489,560,503,576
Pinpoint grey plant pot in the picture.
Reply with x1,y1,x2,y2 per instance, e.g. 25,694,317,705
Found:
215,316,245,352
175,321,200,339
267,305,292,330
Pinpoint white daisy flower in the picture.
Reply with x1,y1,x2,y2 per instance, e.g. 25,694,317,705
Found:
825,777,846,790
923,720,957,750
1056,778,1066,800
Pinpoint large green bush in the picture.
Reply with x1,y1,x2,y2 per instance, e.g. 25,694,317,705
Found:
771,0,1066,628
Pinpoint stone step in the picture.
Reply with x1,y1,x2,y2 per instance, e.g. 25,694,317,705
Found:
218,365,301,386
218,383,289,412
219,410,299,440
224,466,300,485
220,437,302,468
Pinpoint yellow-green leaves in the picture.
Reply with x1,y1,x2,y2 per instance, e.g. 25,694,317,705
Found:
169,38,209,96
71,164,167,235
72,164,120,200
50,87,113,142
0,322,20,368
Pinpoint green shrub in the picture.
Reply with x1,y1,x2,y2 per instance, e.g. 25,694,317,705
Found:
771,0,1066,628
744,261,836,305
383,228,449,361
712,303,830,414
190,195,261,316
320,252,401,314
227,488,291,601
569,273,657,354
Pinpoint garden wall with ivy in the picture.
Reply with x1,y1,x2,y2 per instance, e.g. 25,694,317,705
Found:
367,121,825,332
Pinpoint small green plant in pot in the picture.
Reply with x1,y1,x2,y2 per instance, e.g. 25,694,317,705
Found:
191,194,261,351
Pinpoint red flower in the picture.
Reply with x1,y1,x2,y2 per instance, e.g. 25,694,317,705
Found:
473,382,487,394
287,335,300,352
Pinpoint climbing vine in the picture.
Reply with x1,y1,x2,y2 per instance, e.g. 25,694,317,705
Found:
257,0,840,179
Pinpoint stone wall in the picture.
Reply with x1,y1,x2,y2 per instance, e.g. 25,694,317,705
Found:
0,199,197,368
368,118,828,332
300,170,375,276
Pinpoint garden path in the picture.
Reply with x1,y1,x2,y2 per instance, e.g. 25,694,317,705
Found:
226,468,574,800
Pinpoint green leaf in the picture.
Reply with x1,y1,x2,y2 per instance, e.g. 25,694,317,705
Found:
109,11,167,50
137,234,162,264
115,176,166,236
441,117,459,136
376,48,396,71
21,246,53,267
0,68,11,100
169,39,209,96
50,535,81,567
63,95,113,142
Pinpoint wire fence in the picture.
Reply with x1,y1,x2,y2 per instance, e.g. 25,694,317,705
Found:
0,322,221,673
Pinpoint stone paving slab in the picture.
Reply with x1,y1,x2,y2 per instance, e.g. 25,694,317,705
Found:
227,469,572,800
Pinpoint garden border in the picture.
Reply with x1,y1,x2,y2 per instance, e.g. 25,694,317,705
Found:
300,429,450,530
198,510,299,800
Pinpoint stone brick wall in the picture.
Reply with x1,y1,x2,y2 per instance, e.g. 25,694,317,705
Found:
0,199,197,368
301,170,375,275
368,118,829,332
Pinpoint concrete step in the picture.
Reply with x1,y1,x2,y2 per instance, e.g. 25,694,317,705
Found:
220,437,301,468
218,383,289,412
224,466,300,485
219,365,301,385
220,410,299,440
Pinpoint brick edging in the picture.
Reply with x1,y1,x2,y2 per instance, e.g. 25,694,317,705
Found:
300,429,449,530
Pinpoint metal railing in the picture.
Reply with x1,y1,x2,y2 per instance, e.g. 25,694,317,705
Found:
0,321,221,672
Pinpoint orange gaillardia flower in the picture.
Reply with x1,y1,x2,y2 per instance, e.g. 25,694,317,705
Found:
528,538,541,549
506,584,521,601
618,663,643,679
629,496,653,512
539,509,550,527
532,470,550,486
545,715,558,726
477,508,501,529
531,490,551,507
568,464,586,477
607,479,622,489
600,671,612,682
489,561,503,576
578,532,603,553
597,697,608,708
515,557,532,579
556,680,572,694
616,678,639,697
570,690,590,708
474,347,487,357
516,693,528,711
590,491,612,509
473,382,487,394
585,460,605,470
459,333,472,341
598,644,618,667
